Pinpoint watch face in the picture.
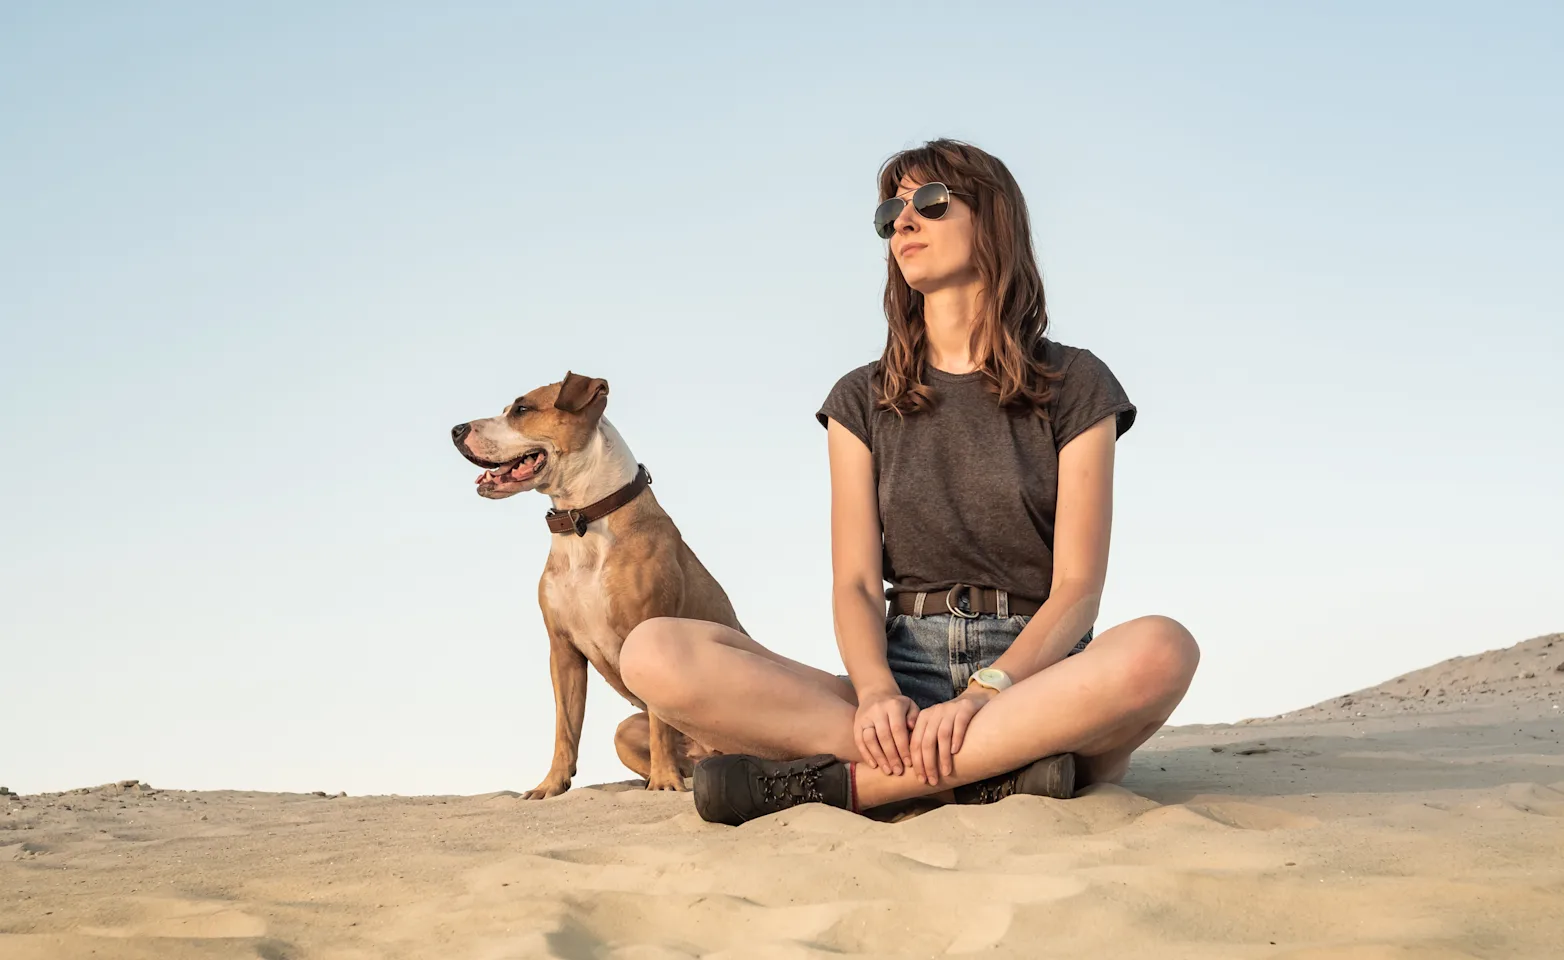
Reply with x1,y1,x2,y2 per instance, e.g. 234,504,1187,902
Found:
975,668,1005,684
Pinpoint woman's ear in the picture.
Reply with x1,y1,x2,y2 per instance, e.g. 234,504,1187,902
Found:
555,371,609,414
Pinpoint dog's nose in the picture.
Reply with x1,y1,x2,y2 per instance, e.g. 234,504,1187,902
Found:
451,423,470,444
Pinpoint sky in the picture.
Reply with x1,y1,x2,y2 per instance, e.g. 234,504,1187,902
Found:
2,3,1560,797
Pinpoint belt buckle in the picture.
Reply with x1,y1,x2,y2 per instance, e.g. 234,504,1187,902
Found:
945,584,979,619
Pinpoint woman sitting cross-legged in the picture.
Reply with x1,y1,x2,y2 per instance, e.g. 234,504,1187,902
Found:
619,138,1200,825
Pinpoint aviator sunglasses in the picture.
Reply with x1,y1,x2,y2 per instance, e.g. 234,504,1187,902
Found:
873,181,970,239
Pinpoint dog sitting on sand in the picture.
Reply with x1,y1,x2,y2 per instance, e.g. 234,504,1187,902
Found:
451,372,739,796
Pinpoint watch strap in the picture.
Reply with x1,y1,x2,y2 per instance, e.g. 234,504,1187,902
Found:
968,669,1013,694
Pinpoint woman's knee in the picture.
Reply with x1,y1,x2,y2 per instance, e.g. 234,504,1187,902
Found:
620,617,682,699
620,617,705,708
1118,615,1200,712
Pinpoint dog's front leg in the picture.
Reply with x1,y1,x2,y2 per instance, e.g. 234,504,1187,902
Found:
645,712,689,792
524,629,588,800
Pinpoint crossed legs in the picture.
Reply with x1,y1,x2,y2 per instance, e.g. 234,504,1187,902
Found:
618,614,1199,809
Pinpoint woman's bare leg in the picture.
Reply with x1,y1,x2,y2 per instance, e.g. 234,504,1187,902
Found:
853,615,1199,808
619,617,864,761
621,614,1198,811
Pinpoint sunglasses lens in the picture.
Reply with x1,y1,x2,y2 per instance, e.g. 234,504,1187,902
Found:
912,182,950,220
873,198,905,238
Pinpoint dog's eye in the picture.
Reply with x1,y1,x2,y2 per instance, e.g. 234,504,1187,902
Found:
511,400,528,415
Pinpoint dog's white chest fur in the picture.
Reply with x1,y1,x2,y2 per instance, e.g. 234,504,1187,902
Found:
542,529,640,705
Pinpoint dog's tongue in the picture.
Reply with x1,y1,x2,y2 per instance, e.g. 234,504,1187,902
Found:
478,460,537,486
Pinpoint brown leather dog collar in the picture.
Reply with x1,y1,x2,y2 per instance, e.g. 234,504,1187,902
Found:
545,464,652,537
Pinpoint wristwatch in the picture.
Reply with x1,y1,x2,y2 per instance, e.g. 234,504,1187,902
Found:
967,667,1013,695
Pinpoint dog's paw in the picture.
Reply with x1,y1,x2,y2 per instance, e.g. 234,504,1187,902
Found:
523,777,571,800
645,770,690,792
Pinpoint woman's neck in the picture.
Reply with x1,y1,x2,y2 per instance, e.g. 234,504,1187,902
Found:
921,281,985,374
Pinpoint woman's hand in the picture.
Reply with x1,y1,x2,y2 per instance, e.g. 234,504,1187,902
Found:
910,686,995,786
853,688,919,776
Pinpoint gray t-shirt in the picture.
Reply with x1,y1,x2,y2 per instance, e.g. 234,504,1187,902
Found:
816,338,1136,604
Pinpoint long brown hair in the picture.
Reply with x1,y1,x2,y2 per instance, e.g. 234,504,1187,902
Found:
875,139,1063,417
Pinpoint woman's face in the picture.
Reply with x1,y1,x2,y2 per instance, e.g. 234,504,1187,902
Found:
887,175,979,293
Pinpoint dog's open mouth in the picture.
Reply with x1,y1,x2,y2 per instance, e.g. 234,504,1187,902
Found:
475,449,548,486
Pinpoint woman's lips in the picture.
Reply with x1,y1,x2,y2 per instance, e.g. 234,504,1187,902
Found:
900,243,927,257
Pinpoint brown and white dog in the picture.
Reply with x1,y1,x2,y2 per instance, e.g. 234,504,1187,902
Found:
450,372,740,797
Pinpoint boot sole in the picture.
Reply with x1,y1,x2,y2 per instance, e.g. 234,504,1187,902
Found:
692,756,746,825
1017,752,1076,799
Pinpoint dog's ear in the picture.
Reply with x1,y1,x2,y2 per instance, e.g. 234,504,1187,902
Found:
555,371,609,415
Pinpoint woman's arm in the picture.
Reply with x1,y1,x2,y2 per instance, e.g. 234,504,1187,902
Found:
906,412,1120,785
986,413,1119,682
826,418,921,775
826,419,897,696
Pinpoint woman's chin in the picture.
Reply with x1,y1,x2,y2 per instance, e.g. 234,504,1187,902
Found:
899,268,951,294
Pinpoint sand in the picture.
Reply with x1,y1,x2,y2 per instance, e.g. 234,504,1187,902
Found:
5,633,1563,959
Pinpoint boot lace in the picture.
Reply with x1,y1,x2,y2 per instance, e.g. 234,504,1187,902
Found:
756,760,830,809
970,776,1018,805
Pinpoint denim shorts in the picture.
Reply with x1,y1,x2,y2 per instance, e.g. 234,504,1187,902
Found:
881,613,1093,710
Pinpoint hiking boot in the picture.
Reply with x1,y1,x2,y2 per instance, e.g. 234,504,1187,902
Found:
954,753,1077,805
693,753,852,825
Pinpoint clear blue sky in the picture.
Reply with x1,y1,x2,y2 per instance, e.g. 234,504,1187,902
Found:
3,3,1560,796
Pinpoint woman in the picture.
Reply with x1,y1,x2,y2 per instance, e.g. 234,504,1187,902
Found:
619,138,1199,825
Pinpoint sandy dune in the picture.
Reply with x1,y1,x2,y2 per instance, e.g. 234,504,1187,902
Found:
4,634,1563,958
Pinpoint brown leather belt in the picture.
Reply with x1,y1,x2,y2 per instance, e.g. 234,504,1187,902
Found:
889,584,1042,619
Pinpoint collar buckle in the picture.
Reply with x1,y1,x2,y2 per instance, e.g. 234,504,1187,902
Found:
543,464,652,537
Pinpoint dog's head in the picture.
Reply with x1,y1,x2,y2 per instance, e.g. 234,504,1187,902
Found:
451,371,609,500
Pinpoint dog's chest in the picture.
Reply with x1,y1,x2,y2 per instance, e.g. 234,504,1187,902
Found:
542,535,633,692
